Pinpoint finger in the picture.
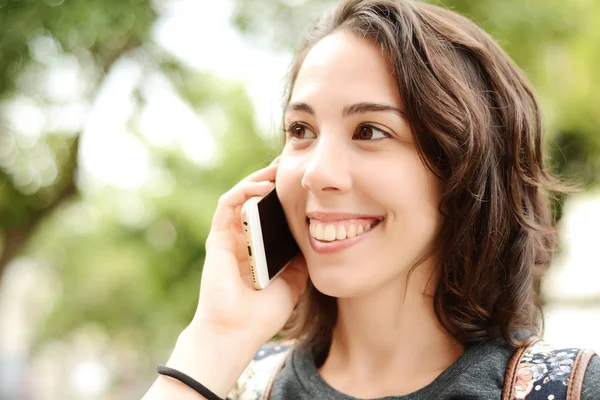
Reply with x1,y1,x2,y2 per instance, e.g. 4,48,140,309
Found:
241,163,278,184
281,254,309,297
265,253,309,307
232,205,243,233
210,180,274,234
234,230,250,263
202,230,249,281
270,156,280,166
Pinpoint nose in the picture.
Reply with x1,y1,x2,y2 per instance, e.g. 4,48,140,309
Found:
301,134,352,194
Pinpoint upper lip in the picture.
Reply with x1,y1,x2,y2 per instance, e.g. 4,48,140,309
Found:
306,211,384,222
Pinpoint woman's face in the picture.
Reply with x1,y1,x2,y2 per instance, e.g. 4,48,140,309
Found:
276,31,441,297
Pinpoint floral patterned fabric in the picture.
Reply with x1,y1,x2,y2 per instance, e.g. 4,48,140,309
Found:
226,341,294,400
512,340,585,399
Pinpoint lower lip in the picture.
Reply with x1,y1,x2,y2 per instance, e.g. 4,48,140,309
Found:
307,223,379,254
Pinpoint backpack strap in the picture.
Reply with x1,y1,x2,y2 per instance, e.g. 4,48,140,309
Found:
262,349,291,400
567,349,596,399
502,338,597,400
502,337,541,400
226,341,294,400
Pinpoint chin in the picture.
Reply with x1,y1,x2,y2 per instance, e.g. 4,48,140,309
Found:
312,279,358,298
308,265,371,298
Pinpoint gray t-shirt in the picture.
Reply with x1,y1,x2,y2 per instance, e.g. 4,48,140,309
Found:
270,339,600,399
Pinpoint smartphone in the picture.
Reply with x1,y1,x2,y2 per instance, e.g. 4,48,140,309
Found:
241,188,300,289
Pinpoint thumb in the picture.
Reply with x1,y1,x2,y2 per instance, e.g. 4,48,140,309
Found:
281,253,309,300
268,253,308,306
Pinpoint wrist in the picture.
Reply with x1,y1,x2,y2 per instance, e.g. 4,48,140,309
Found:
165,325,261,398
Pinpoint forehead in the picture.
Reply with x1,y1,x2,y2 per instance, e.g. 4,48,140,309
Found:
291,31,402,107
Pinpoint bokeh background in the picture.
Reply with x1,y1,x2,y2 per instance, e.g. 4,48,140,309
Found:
0,0,599,398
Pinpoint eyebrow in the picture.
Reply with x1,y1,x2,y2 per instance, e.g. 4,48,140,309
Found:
285,101,406,118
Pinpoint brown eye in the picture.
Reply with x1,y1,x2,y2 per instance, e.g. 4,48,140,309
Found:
354,124,389,141
357,126,374,140
291,124,305,138
286,123,316,140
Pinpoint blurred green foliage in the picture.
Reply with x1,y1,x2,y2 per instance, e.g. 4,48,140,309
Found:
0,0,276,359
0,1,598,393
30,71,279,351
0,0,155,280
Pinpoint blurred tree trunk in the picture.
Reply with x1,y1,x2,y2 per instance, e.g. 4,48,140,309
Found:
0,0,154,282
0,136,78,277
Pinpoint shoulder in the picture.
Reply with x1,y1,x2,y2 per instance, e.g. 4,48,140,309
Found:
226,340,295,400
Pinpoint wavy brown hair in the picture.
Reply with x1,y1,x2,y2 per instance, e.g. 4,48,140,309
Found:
279,0,574,358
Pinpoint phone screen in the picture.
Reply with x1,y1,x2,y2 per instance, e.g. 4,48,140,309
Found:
257,189,300,279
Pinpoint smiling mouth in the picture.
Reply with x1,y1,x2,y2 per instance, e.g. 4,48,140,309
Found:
307,218,382,242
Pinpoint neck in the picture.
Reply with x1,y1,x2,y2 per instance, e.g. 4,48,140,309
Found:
318,265,464,397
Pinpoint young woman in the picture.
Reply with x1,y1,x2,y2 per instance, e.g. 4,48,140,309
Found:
144,1,599,399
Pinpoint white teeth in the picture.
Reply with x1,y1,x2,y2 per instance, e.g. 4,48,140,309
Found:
336,225,346,240
315,223,324,240
347,224,357,238
323,224,337,241
309,220,377,241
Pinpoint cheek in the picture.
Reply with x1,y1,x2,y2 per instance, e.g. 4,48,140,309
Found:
391,170,441,242
275,156,304,210
276,157,308,244
361,154,440,224
355,155,410,201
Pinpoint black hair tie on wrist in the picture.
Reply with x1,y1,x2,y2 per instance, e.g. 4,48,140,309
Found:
157,365,224,400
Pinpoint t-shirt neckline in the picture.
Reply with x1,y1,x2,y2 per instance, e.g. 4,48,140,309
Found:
291,339,499,400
